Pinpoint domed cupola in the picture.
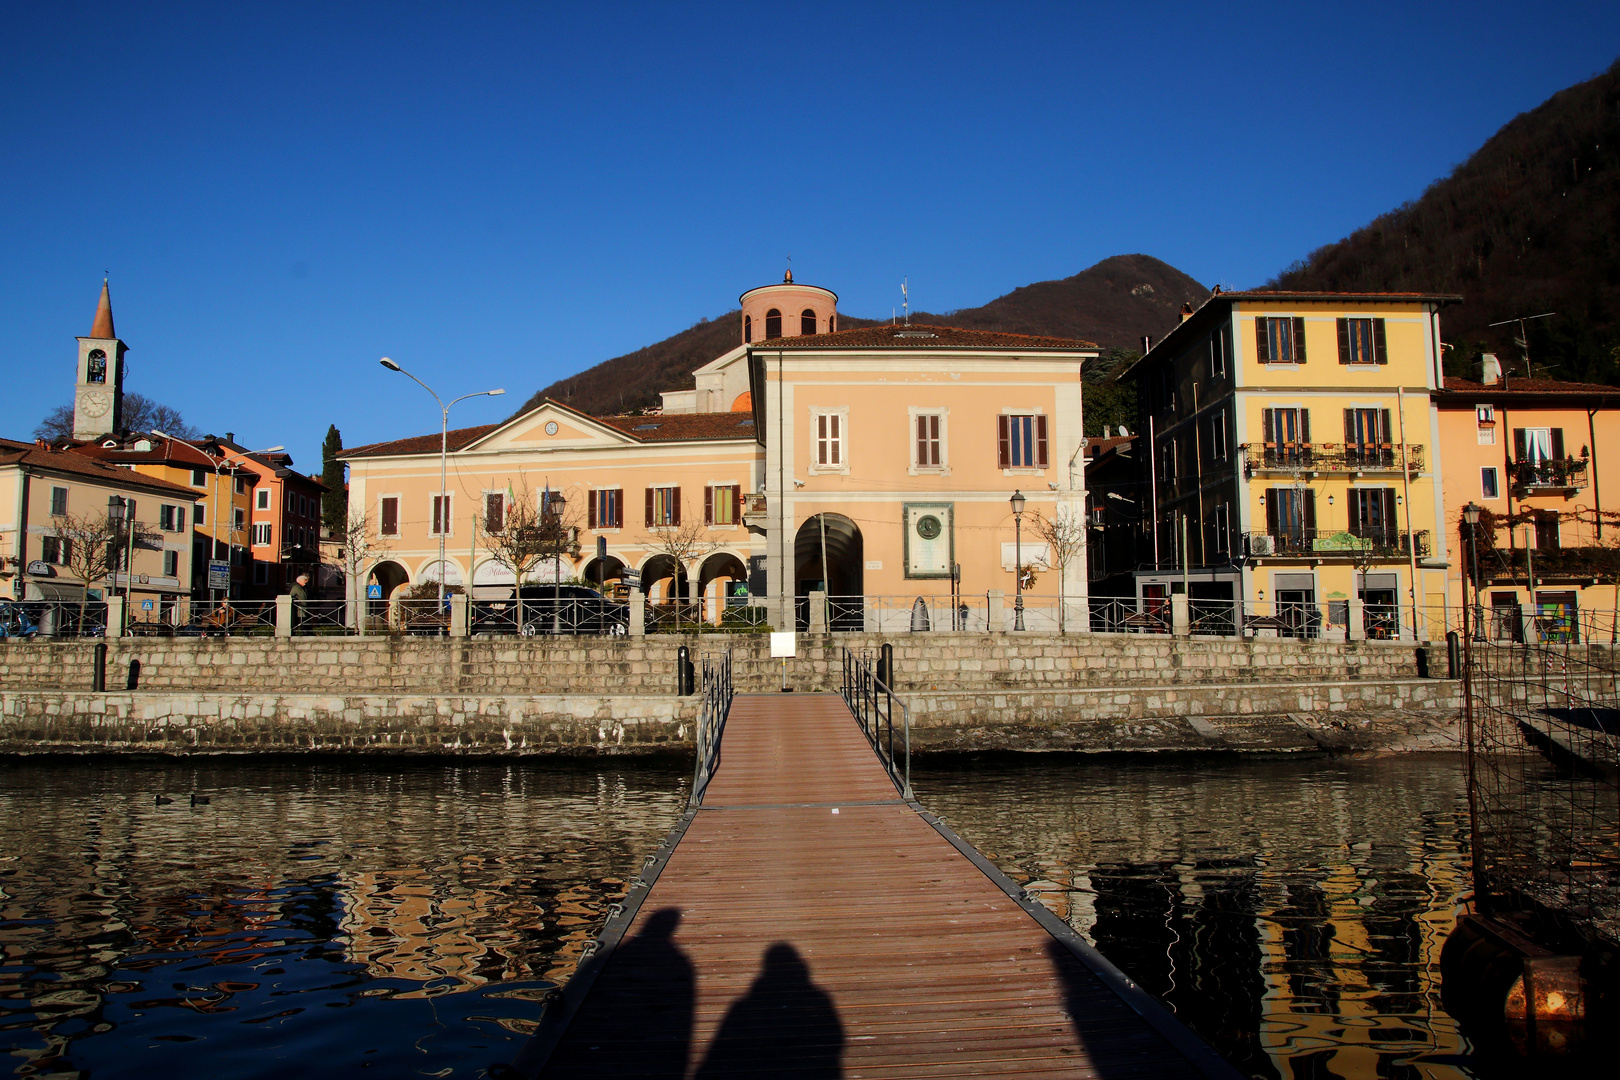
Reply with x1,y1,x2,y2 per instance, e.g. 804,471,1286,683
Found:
740,269,838,344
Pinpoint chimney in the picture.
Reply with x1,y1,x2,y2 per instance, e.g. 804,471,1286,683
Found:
1141,335,1152,355
1179,302,1194,323
1480,353,1501,386
225,432,235,444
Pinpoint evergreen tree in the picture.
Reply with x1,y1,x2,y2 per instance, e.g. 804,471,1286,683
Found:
320,424,347,536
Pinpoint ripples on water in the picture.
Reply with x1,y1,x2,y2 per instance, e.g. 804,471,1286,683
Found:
913,752,1478,1080
0,759,688,1079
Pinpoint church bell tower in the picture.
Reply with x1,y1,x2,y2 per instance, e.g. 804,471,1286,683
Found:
72,279,126,440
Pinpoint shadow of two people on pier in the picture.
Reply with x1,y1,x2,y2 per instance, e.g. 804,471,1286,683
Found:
607,907,845,1079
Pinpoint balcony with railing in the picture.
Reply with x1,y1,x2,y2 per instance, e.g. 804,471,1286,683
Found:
741,492,769,532
1241,443,1425,476
1244,528,1431,559
1510,456,1588,494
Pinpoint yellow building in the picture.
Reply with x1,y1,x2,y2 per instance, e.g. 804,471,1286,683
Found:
344,272,1098,631
1435,356,1620,641
1120,291,1459,640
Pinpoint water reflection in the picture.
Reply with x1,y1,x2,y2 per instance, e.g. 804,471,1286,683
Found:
0,759,687,1078
913,753,1479,1080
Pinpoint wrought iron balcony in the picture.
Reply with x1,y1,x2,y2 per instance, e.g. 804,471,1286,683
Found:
1510,457,1588,494
1245,528,1431,559
742,493,769,533
1241,443,1425,476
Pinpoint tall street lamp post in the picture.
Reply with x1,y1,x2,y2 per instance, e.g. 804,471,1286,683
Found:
1460,500,1487,914
379,359,505,607
1010,489,1026,631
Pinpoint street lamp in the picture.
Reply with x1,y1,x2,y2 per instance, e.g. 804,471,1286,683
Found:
1010,489,1026,631
154,431,282,608
379,358,505,606
108,496,134,635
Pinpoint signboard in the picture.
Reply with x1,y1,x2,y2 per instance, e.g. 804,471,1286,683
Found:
207,560,231,590
367,584,383,599
141,599,154,611
904,503,954,579
25,561,54,577
769,631,797,658
622,569,642,589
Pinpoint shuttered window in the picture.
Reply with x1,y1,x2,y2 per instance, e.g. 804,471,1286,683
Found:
1336,318,1387,364
706,485,740,525
1513,427,1563,462
484,493,505,533
1348,488,1397,541
1255,317,1307,363
997,414,1048,468
380,497,398,536
646,486,680,527
589,489,622,529
1265,487,1315,537
815,413,842,466
916,414,941,467
430,494,450,536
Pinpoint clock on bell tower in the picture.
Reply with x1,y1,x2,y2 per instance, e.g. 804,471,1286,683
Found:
72,278,127,440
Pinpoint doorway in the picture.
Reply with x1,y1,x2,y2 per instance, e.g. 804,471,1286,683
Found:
794,513,864,630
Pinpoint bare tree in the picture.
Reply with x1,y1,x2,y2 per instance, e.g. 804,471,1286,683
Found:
1030,508,1087,633
482,481,581,632
330,509,393,633
34,394,201,442
50,508,158,633
641,503,718,630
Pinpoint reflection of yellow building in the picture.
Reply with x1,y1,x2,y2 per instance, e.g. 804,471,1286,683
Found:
1122,292,1458,640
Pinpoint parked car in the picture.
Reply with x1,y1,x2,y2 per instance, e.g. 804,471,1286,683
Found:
474,584,630,636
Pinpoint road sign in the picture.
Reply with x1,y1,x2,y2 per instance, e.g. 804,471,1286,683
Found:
622,569,641,589
142,599,154,611
367,584,382,599
207,561,231,589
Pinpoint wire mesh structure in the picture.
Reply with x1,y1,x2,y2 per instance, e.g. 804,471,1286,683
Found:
1467,621,1620,953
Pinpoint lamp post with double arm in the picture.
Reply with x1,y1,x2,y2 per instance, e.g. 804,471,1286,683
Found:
1010,489,1026,631
378,359,505,607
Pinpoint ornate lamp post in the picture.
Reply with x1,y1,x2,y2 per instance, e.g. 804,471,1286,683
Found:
379,359,504,606
1010,489,1026,631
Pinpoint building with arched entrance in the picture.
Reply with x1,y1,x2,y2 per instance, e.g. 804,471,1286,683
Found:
343,271,1098,631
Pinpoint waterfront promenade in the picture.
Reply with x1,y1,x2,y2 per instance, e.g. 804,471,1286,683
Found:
510,693,1241,1078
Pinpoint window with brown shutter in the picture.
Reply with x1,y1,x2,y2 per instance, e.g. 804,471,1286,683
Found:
916,413,941,467
1337,318,1387,364
708,485,739,526
645,487,654,527
704,485,713,524
1257,317,1306,363
380,497,398,535
484,492,504,533
999,414,1047,468
648,487,679,527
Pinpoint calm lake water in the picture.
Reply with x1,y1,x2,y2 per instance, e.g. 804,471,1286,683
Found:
1,754,1483,1079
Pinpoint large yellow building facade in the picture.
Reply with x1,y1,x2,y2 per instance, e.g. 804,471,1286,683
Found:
1121,292,1457,640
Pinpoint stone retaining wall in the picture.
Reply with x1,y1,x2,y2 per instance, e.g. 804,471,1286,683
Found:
0,632,1439,696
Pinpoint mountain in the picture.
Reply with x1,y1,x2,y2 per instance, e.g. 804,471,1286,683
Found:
517,254,1208,417
1271,58,1620,384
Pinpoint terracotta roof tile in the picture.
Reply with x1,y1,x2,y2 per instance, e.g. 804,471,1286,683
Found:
0,439,199,496
596,412,758,441
748,323,1096,350
1218,290,1463,303
343,423,503,459
1441,375,1620,395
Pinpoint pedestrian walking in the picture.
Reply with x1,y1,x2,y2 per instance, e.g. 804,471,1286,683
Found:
289,572,311,632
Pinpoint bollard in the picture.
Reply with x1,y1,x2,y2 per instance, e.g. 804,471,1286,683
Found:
878,642,894,689
677,644,695,696
92,642,107,692
1446,631,1460,679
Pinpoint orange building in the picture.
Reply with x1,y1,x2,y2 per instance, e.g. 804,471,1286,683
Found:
1435,355,1620,640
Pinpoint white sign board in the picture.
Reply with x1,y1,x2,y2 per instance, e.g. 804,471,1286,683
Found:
769,631,797,658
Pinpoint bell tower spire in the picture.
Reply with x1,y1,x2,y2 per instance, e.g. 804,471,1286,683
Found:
73,278,127,440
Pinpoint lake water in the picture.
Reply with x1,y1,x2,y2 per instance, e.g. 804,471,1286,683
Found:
1,754,1483,1078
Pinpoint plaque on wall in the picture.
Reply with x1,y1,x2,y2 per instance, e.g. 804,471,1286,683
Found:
903,503,954,579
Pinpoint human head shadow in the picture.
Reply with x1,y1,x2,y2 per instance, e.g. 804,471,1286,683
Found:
694,941,843,1079
596,906,694,1079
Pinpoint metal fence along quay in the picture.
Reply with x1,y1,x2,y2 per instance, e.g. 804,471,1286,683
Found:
499,679,1243,1079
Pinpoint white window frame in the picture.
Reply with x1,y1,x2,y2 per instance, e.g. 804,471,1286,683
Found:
908,407,950,475
251,522,273,547
190,468,207,488
234,476,248,494
194,502,207,526
1481,467,1500,500
430,493,454,537
233,507,245,531
1000,408,1049,473
256,488,270,510
378,494,402,537
708,483,741,527
809,407,849,475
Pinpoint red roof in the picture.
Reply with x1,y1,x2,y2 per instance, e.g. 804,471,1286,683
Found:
344,402,758,459
343,423,503,459
0,439,199,496
748,323,1097,350
1217,290,1463,303
1441,375,1620,396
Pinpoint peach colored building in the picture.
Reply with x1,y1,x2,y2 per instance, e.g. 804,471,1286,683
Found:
1434,356,1620,640
344,273,1098,631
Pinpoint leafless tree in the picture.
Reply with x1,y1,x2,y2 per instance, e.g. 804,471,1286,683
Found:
481,481,581,632
50,508,158,633
1030,508,1087,633
34,394,201,442
330,509,393,633
641,502,718,629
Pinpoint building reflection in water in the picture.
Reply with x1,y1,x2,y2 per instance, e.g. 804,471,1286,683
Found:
914,754,1478,1080
0,759,688,1078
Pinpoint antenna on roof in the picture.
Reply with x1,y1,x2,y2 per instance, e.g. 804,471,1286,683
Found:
901,278,909,325
1488,311,1556,380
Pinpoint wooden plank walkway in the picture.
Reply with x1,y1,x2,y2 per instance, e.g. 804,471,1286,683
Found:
510,693,1239,1079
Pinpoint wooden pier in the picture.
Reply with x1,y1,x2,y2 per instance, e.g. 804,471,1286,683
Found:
508,693,1240,1079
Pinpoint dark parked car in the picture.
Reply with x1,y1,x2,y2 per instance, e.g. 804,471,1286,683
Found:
473,584,629,636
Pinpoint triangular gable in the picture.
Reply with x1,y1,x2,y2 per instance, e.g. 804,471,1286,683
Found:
690,342,749,378
462,399,640,453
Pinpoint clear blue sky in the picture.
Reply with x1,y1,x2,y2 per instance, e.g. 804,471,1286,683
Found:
4,1,1617,468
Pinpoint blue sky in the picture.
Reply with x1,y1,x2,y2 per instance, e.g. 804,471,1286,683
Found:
3,1,1617,467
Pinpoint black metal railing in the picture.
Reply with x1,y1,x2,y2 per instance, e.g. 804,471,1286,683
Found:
1241,442,1425,474
688,649,734,808
840,648,912,798
1510,457,1588,491
1245,528,1431,558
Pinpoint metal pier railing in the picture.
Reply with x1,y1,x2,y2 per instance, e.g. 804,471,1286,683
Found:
840,647,912,799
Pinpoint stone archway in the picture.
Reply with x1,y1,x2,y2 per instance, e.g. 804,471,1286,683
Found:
794,513,863,630
698,551,749,624
367,560,411,622
583,554,627,594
